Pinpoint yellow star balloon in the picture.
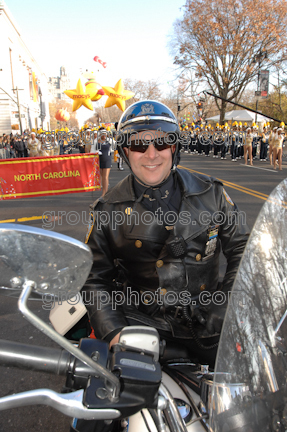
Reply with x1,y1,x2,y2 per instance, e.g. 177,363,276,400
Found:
102,79,134,111
64,79,97,111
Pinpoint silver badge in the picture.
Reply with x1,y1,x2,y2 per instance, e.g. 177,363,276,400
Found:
203,225,219,260
85,211,94,244
139,103,155,115
204,237,217,256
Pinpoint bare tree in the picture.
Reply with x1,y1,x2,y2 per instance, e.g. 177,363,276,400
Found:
86,105,122,125
123,79,162,108
171,0,287,123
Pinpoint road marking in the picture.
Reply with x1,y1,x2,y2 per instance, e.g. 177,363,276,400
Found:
17,216,47,222
239,164,278,173
178,166,287,207
0,219,16,223
0,216,48,224
1,166,286,224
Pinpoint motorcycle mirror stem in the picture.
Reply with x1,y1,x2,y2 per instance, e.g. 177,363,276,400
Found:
19,280,120,402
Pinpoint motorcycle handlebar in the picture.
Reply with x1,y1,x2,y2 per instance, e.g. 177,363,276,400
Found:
0,339,71,376
0,340,122,421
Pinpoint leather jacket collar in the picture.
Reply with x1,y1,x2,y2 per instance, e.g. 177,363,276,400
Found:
101,168,214,204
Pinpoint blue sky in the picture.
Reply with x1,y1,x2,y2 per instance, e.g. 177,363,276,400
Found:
6,0,185,93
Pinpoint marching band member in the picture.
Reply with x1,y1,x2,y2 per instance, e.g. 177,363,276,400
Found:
244,128,254,166
273,127,284,170
269,126,277,166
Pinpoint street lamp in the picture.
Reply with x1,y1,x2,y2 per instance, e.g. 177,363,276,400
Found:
38,86,46,129
11,86,24,135
252,50,268,122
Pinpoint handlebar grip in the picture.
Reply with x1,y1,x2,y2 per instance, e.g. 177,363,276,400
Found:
0,339,71,376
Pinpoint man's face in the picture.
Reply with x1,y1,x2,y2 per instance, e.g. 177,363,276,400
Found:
124,130,175,186
99,131,107,141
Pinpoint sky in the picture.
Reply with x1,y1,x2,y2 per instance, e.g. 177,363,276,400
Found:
6,0,185,96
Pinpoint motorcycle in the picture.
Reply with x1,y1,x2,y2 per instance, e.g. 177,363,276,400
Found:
0,177,287,432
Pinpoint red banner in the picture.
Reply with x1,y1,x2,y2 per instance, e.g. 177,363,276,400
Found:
0,154,100,200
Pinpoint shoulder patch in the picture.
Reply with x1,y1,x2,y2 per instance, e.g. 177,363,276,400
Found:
223,188,234,206
85,211,95,244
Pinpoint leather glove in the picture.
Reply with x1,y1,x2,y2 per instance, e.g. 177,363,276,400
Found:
206,303,227,335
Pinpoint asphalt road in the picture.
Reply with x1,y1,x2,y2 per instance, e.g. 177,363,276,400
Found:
0,153,286,431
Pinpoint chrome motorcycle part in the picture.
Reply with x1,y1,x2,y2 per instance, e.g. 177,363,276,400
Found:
0,388,120,420
119,326,160,361
0,223,92,295
0,224,121,402
19,278,120,402
174,398,193,424
159,383,188,432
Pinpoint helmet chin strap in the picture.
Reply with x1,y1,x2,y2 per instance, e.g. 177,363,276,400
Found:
118,142,179,189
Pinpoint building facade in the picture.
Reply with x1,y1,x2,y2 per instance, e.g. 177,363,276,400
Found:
0,0,50,134
48,66,71,101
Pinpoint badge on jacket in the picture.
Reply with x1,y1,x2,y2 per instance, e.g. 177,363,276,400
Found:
85,211,95,244
203,225,219,259
223,188,234,206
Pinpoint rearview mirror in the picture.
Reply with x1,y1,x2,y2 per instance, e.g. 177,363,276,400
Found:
0,224,93,296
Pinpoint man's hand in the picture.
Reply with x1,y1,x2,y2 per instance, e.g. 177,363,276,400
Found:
109,332,121,349
206,304,227,335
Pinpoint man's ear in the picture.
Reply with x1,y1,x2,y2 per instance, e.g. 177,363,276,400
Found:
123,147,129,158
171,145,176,154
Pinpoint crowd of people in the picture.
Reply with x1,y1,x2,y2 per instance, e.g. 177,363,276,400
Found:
1,120,285,187
0,125,118,197
0,133,28,159
178,121,286,170
0,130,64,159
0,126,117,161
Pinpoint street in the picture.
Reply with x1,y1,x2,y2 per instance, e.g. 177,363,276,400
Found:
1,152,286,235
0,153,286,432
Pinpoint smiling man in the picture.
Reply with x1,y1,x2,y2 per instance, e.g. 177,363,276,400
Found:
123,130,175,186
82,100,249,365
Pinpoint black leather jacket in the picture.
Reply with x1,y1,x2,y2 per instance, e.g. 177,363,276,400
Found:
82,168,249,341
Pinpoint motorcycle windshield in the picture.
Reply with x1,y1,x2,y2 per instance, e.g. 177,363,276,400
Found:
210,178,287,432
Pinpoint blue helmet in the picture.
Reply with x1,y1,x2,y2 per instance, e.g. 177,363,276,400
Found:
116,100,180,168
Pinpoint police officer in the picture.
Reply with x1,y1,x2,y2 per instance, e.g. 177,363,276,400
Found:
82,101,249,365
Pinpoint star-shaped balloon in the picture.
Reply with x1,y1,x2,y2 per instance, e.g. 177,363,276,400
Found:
64,79,97,111
102,79,134,111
